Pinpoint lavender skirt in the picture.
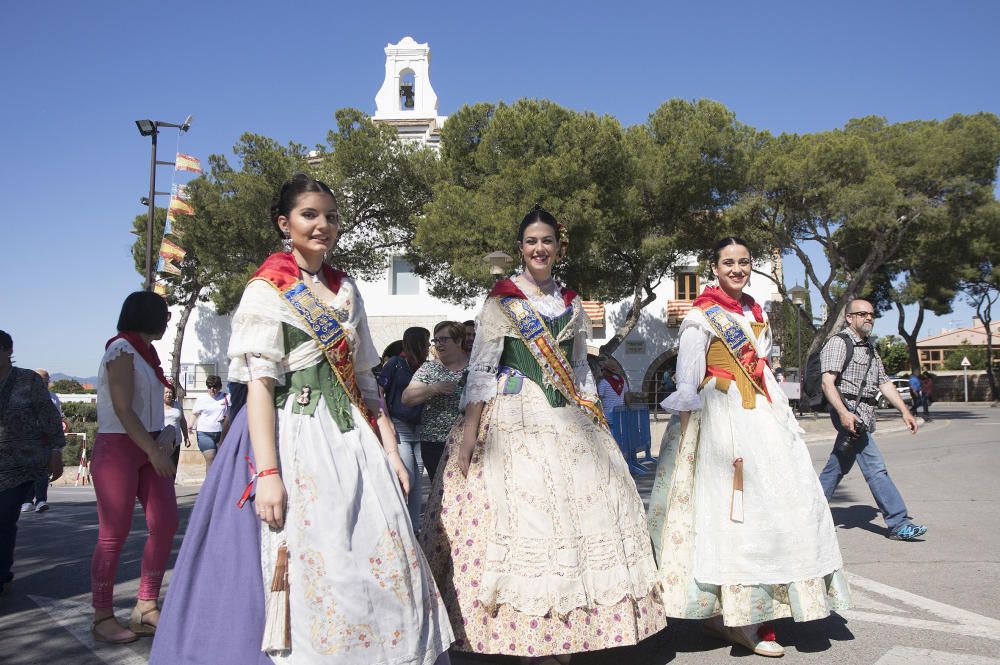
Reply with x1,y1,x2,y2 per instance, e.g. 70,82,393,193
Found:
149,408,273,665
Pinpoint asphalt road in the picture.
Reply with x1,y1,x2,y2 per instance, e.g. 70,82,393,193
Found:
1,404,997,665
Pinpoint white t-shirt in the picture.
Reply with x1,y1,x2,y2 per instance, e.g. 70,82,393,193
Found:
163,401,183,444
193,393,229,433
97,338,165,434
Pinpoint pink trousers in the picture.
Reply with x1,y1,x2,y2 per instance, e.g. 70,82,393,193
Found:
90,433,178,609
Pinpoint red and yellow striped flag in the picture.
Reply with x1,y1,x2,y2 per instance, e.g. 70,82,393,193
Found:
168,196,195,217
159,237,186,262
160,260,182,276
175,153,203,173
153,282,169,296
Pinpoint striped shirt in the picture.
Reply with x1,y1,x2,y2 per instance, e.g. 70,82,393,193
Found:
819,327,889,430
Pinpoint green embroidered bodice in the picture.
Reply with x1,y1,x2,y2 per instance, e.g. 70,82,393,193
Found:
499,306,574,408
273,323,355,432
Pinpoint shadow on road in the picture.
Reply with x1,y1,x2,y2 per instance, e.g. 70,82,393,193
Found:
831,504,889,537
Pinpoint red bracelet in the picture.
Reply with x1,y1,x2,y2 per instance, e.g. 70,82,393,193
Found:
236,457,280,508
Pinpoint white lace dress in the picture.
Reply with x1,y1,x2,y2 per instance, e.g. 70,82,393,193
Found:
227,278,454,665
419,278,666,657
647,305,851,626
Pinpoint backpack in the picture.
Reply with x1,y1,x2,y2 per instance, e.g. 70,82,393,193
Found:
803,332,854,411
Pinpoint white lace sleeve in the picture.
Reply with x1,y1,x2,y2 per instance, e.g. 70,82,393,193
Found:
572,313,597,397
341,278,382,411
661,313,710,414
461,299,505,408
226,281,287,385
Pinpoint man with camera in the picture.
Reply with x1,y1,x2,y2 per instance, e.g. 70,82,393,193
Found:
818,299,928,542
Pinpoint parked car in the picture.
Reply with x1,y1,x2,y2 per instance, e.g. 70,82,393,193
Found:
877,377,912,409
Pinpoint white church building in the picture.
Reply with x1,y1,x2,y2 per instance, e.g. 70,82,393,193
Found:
156,36,779,408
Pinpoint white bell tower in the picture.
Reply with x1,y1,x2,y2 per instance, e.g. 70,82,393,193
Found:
373,36,446,147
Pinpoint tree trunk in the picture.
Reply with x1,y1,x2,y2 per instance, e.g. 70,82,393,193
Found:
599,275,657,358
977,293,999,403
895,300,924,374
170,287,202,396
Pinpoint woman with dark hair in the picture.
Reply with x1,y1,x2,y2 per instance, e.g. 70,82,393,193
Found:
378,326,430,527
647,237,850,658
90,291,179,644
189,374,229,470
401,321,468,483
420,206,665,664
0,330,65,596
150,174,452,665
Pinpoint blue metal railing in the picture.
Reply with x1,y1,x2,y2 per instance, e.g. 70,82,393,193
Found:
607,405,656,475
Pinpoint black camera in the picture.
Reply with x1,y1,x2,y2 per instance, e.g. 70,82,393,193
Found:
834,418,868,454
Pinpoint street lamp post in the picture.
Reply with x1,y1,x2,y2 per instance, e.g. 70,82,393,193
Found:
789,284,809,414
135,116,192,291
483,251,512,282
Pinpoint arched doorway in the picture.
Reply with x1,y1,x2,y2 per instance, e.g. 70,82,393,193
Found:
642,349,679,412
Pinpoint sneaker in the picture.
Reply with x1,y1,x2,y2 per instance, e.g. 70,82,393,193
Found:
20,503,33,513
890,523,928,541
34,501,49,513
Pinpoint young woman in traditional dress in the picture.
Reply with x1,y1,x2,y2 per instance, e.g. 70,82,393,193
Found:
420,205,665,665
150,174,453,665
646,237,850,658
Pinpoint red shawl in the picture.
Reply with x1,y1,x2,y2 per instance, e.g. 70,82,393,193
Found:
601,370,625,395
488,277,578,307
692,285,764,323
252,252,346,293
105,332,172,389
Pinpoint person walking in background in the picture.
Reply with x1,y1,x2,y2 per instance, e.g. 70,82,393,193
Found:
378,326,430,527
402,321,468,484
0,331,65,596
908,372,923,418
462,319,476,354
162,387,188,474
819,299,927,542
188,375,228,471
90,292,178,644
19,368,62,513
149,173,451,665
920,371,934,421
596,356,629,419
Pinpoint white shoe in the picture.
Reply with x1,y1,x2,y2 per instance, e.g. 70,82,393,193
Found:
34,502,49,513
704,617,785,657
20,503,33,513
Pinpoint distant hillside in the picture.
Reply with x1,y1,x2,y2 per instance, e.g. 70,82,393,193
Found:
51,372,99,385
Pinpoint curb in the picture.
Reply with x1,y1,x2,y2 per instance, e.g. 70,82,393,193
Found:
801,417,926,444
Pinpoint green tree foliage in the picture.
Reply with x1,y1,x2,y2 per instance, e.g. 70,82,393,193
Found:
50,379,87,394
414,98,749,354
733,113,1000,357
875,334,910,375
943,342,987,371
61,401,98,466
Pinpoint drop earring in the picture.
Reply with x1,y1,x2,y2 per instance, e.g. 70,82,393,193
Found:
282,233,293,253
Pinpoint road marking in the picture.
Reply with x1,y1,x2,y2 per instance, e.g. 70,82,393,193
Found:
842,573,1000,641
29,595,148,665
874,646,1000,664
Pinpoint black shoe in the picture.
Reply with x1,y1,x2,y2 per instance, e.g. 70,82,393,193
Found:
890,523,928,540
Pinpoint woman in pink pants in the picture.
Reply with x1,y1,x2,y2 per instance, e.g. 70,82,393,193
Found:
90,291,178,644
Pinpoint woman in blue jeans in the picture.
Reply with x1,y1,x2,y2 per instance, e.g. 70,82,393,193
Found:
189,375,229,471
378,326,429,528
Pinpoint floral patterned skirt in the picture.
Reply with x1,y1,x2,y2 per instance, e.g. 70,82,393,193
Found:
420,387,666,657
647,413,851,627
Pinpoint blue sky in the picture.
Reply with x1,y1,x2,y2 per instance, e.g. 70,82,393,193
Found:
1,0,997,376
